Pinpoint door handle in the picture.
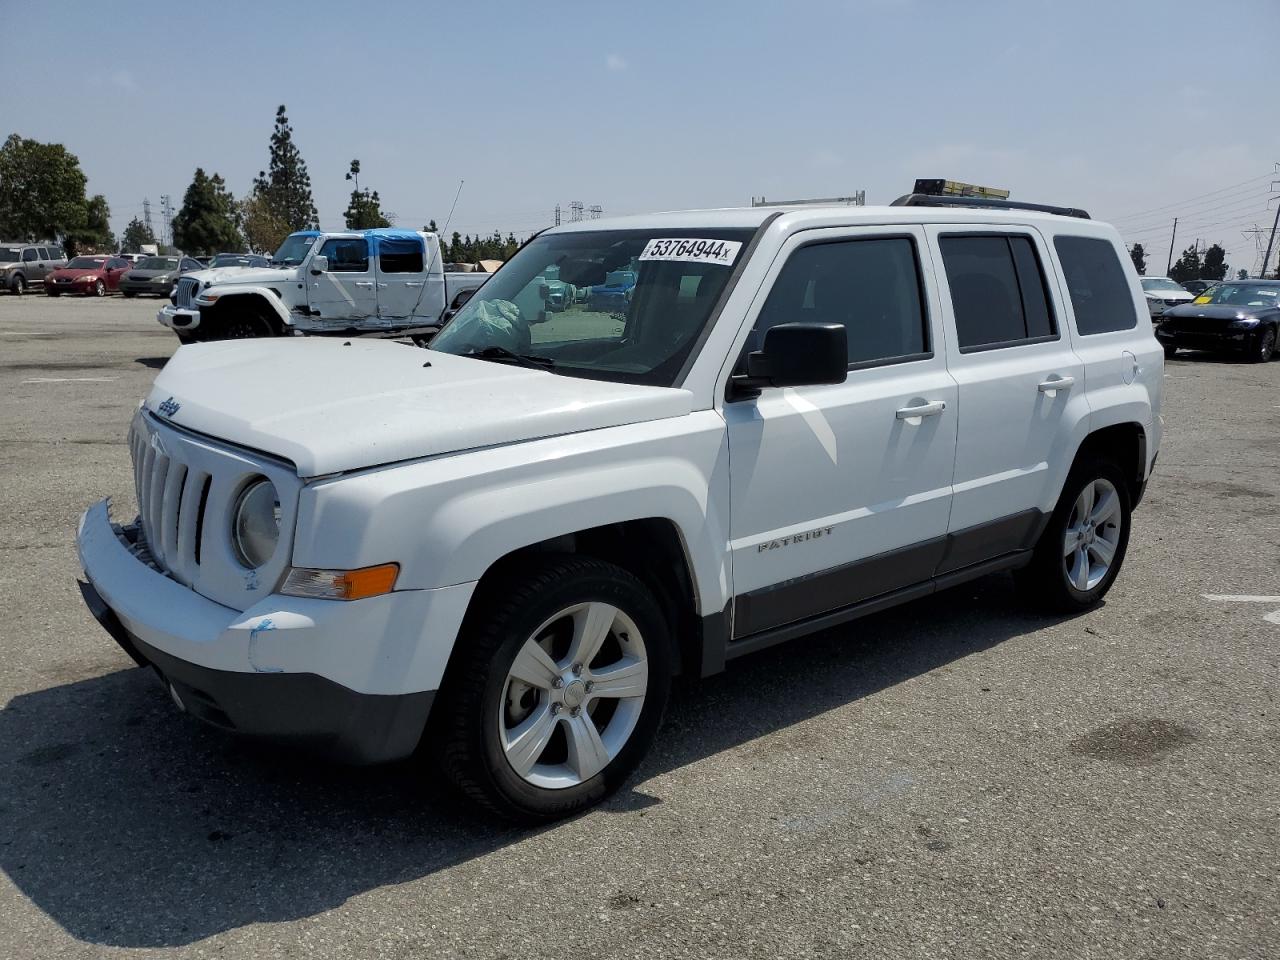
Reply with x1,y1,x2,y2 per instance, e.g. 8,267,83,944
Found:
1037,375,1074,394
404,281,425,288
376,281,389,288
353,281,375,288
895,400,946,420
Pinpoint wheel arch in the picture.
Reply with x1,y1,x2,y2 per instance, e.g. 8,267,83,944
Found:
1070,421,1147,507
201,290,288,336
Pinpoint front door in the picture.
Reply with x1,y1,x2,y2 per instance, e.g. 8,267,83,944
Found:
308,236,378,322
725,226,958,638
925,226,1087,567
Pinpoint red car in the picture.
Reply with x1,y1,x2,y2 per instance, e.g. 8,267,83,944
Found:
45,255,132,297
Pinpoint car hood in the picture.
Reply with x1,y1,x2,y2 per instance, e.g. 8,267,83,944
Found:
145,339,694,476
1162,303,1278,322
49,267,103,278
124,268,175,280
190,265,298,287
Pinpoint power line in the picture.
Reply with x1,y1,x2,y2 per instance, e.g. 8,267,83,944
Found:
1108,171,1274,222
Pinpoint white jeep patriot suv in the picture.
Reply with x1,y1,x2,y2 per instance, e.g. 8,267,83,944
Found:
77,193,1162,821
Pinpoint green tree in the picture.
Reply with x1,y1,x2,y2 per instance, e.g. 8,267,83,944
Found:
1200,243,1227,281
0,133,90,243
172,168,243,255
1168,245,1201,284
63,194,114,254
1128,243,1147,276
240,191,290,255
447,231,462,263
342,159,390,229
252,105,318,231
120,216,156,253
1237,268,1249,279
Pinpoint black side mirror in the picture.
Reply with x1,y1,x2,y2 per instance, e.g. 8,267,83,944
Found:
452,288,476,310
732,323,847,399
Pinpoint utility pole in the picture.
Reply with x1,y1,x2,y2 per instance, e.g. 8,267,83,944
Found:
1166,217,1178,274
554,204,561,227
160,194,174,248
1262,195,1280,280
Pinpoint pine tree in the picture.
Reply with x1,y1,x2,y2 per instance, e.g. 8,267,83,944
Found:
172,168,243,255
448,231,462,262
1168,245,1201,284
1129,243,1146,276
121,216,155,253
1201,244,1228,281
252,105,319,232
342,159,391,229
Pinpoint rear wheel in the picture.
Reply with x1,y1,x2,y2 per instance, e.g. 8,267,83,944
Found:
1016,459,1131,614
1249,326,1276,363
432,555,672,823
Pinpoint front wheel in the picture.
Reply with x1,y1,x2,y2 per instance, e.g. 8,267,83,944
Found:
92,280,106,297
122,290,137,299
1016,459,1132,614
9,274,26,295
1163,343,1178,359
1249,326,1276,363
432,555,672,823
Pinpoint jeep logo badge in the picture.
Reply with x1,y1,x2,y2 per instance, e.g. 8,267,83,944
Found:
157,396,181,418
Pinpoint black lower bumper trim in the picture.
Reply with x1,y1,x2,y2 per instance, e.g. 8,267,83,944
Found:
78,579,434,764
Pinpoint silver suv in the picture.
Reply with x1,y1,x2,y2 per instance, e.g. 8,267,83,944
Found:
0,242,68,294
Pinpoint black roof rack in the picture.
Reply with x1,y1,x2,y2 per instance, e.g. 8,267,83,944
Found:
890,193,1090,220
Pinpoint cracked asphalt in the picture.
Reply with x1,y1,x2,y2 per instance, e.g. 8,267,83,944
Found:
0,294,1276,958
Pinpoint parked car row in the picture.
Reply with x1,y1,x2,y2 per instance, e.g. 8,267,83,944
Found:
0,243,270,297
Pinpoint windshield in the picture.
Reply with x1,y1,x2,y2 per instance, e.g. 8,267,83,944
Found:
1141,278,1186,292
211,254,260,267
0,247,19,263
272,234,317,266
430,228,755,386
67,257,105,269
1194,283,1280,308
137,257,178,270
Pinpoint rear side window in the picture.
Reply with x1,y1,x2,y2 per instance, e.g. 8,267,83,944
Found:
48,245,63,260
319,238,369,272
22,248,37,262
1053,236,1138,335
940,234,1057,351
753,236,929,366
378,236,425,273
38,247,51,260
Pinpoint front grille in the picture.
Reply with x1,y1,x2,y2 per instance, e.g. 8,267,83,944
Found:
126,412,300,610
130,424,213,587
175,277,199,308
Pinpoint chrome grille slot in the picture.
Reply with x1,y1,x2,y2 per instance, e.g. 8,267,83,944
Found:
175,277,199,308
159,460,188,569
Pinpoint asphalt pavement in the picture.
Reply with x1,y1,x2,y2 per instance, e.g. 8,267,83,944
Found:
0,293,1276,959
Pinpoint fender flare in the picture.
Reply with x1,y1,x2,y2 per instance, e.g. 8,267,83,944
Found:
200,286,292,329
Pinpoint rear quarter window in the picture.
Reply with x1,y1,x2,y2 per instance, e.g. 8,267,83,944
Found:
1053,236,1139,335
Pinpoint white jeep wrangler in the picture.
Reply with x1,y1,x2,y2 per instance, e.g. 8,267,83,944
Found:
77,193,1162,821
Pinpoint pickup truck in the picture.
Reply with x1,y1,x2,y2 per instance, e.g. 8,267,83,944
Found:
157,228,489,342
77,194,1161,822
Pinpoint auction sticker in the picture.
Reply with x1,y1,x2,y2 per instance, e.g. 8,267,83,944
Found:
640,238,743,266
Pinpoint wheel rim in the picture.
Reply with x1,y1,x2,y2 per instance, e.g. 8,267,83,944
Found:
95,281,105,296
499,601,649,790
1262,330,1275,360
14,277,24,294
1062,478,1122,592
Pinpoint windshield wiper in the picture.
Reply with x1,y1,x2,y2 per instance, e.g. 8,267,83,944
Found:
460,346,556,370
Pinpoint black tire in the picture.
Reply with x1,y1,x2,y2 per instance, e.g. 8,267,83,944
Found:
9,273,26,295
1016,458,1132,614
92,280,106,297
1163,343,1178,359
46,289,60,297
122,290,137,298
209,310,273,340
432,554,673,823
1249,326,1276,363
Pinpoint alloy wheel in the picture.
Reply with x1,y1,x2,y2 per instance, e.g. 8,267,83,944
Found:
93,280,105,297
1260,328,1276,362
499,601,648,789
1062,478,1122,592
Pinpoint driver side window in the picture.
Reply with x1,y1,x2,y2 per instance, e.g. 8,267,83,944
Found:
319,238,369,272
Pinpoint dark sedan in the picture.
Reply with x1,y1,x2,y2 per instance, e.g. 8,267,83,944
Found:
1156,280,1280,363
119,256,203,298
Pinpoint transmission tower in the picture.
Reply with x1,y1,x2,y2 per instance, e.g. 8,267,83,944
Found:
142,198,153,236
588,205,602,219
160,194,174,247
569,201,584,222
554,204,561,227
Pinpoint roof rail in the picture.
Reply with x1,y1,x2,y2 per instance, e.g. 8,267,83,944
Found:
890,193,1090,220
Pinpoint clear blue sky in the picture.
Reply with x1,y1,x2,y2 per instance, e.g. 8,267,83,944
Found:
2,0,1277,273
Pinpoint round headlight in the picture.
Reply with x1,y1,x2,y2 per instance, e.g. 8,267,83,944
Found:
232,478,280,568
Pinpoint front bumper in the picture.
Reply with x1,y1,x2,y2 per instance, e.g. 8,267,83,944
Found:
158,303,201,332
76,499,475,763
121,280,172,296
1156,325,1252,352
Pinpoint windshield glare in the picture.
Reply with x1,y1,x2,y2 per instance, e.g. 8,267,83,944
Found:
1141,278,1186,292
272,234,317,265
1196,283,1280,307
0,247,19,263
430,228,754,386
67,257,105,269
137,257,178,270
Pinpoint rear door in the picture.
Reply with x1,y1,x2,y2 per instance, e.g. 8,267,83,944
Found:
308,236,378,322
374,234,441,321
926,226,1087,568
725,226,958,637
